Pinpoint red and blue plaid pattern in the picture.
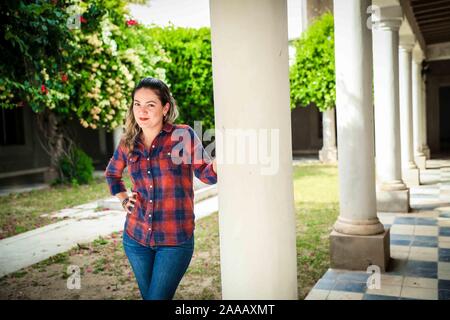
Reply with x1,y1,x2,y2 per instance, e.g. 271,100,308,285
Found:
104,122,217,246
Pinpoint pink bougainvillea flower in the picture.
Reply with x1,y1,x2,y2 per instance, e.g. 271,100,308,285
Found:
61,73,68,82
40,84,48,95
80,16,87,24
126,19,138,26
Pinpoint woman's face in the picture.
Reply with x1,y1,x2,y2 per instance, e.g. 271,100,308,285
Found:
132,88,169,129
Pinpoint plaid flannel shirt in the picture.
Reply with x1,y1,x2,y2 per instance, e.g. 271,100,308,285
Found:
104,122,217,246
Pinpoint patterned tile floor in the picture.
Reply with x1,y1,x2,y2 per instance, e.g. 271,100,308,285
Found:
305,160,450,300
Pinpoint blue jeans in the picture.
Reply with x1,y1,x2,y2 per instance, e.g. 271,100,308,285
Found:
122,231,194,300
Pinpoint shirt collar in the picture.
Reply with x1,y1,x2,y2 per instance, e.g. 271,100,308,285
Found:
135,123,174,148
162,122,174,133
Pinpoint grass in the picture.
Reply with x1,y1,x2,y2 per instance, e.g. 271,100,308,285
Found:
0,174,132,240
293,164,339,299
0,163,339,300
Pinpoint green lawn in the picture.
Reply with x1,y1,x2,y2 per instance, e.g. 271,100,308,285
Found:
293,164,339,298
0,175,132,239
0,163,339,300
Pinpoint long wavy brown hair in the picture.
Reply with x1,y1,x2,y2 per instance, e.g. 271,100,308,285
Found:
120,77,179,155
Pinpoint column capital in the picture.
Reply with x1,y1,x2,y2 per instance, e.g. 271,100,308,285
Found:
399,34,416,52
372,5,403,31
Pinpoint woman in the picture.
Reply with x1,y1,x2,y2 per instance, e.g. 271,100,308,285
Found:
104,77,217,300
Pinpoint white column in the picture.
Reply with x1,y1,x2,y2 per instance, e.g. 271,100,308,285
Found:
300,0,308,33
372,5,409,213
399,34,420,186
421,73,431,159
412,45,427,169
319,108,337,163
99,128,107,155
209,0,297,299
113,126,123,149
330,0,389,272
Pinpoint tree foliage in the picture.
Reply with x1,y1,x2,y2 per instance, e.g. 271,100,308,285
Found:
0,1,216,182
0,0,166,131
146,25,215,131
290,12,335,111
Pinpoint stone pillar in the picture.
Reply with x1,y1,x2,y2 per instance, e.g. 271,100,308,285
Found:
399,34,420,186
319,108,338,163
412,46,427,170
372,5,409,213
113,126,123,150
99,128,107,155
209,0,298,299
421,72,431,159
330,0,390,272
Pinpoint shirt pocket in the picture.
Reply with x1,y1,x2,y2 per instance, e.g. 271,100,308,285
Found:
126,154,141,181
159,148,184,174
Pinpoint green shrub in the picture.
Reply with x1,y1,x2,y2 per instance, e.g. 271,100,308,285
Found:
145,25,215,131
58,147,94,186
290,12,335,111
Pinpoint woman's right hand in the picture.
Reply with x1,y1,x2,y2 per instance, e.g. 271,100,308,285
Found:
123,192,138,214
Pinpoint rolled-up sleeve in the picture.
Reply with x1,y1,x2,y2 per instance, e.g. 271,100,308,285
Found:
104,143,128,196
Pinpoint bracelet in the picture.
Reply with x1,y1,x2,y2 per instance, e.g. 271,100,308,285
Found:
122,197,129,208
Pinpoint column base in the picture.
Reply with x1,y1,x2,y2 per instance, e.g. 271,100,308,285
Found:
415,155,427,170
319,147,337,164
403,168,420,187
376,188,410,213
330,229,390,272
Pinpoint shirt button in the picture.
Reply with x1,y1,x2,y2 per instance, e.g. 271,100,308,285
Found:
150,199,153,203
150,185,153,188
149,214,152,218
167,152,170,156
147,157,149,160
147,170,150,174
152,145,155,148
148,227,151,231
